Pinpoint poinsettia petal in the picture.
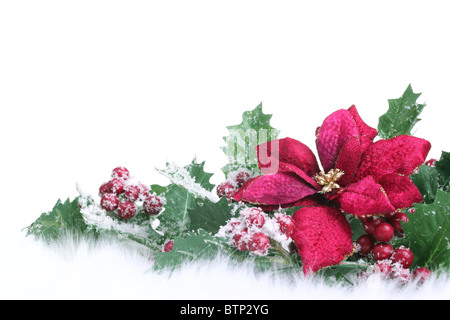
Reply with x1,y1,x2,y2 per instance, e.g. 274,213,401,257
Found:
316,109,360,172
377,173,423,209
347,105,378,141
257,137,320,177
232,173,318,206
347,105,378,155
357,135,431,181
339,176,396,218
291,206,354,275
334,136,361,187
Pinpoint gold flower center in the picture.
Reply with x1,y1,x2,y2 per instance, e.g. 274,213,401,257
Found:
314,168,344,193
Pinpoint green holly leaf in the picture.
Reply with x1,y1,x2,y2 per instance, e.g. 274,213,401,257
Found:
411,165,439,204
153,229,230,271
222,103,280,177
156,159,218,239
25,197,94,243
395,190,450,271
436,151,450,192
411,151,450,204
377,84,426,139
188,196,233,234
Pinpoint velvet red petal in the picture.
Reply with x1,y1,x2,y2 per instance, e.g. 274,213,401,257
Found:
357,135,431,181
291,206,354,275
232,173,318,206
257,137,320,177
347,105,378,142
334,136,361,187
339,176,396,218
377,173,423,209
316,109,360,173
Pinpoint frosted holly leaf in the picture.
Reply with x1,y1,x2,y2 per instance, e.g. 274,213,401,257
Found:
394,190,450,271
188,196,233,234
222,103,280,177
157,159,217,202
378,84,426,139
25,198,95,243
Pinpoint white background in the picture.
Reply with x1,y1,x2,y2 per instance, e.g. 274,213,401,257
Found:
1,1,449,299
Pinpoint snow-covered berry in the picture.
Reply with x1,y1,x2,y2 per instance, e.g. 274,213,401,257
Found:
117,201,136,220
111,166,130,180
124,184,140,202
98,182,110,197
242,208,265,229
387,211,409,236
100,193,119,211
275,213,295,238
216,181,238,201
143,194,163,216
373,259,393,277
232,229,250,251
249,232,271,256
108,178,124,194
413,267,431,283
236,171,251,186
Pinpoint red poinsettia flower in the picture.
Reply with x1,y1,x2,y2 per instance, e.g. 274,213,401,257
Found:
233,106,431,275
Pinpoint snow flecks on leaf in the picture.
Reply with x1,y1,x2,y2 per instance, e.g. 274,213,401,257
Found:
157,160,218,203
221,103,280,178
377,84,426,139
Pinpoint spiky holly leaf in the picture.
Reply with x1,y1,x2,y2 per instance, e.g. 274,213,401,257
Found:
411,151,450,203
378,84,426,139
156,159,218,239
222,103,280,177
395,190,450,271
25,197,95,243
188,196,233,234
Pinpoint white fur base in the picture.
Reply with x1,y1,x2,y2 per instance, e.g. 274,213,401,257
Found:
1,231,449,300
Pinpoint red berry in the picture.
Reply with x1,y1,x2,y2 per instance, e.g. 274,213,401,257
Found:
236,171,251,186
138,183,149,197
100,193,119,211
424,159,437,167
226,218,242,234
143,194,163,216
408,207,416,214
371,243,393,261
374,259,393,277
232,230,250,251
117,201,136,220
276,214,295,238
163,240,174,252
111,166,130,180
387,212,409,236
216,181,238,201
98,182,110,197
249,232,271,256
124,184,140,202
392,247,414,268
373,222,394,242
245,210,265,229
108,178,124,194
356,234,376,255
362,217,382,235
413,267,431,283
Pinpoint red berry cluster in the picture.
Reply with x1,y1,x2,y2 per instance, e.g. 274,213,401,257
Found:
216,169,253,201
220,207,295,256
99,167,164,220
356,211,431,282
